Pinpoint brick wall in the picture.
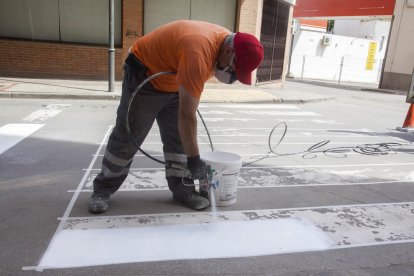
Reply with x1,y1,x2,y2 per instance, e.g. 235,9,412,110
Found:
0,39,123,80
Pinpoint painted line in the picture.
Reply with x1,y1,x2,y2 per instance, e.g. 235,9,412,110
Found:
28,219,330,269
59,201,414,222
22,104,70,123
30,125,113,272
0,124,44,155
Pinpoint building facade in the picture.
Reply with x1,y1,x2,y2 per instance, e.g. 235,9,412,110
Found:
381,0,414,91
0,0,295,85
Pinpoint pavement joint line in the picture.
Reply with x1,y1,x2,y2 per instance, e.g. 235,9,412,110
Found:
57,201,414,221
67,180,414,193
27,125,113,272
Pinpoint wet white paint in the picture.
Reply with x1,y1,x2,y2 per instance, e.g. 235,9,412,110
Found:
0,124,44,155
22,104,70,123
38,219,329,269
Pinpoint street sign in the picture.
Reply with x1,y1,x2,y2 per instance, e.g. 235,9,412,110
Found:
365,42,377,71
407,68,414,103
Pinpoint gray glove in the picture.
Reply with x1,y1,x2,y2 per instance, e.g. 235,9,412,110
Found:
187,155,208,181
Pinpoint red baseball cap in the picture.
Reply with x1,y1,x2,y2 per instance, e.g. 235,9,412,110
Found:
233,32,264,85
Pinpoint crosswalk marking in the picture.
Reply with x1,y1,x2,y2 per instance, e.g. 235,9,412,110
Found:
38,218,329,268
22,104,70,123
0,104,71,155
0,124,44,155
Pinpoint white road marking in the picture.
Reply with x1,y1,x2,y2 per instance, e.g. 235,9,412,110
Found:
22,104,70,123
61,201,414,228
32,125,113,272
0,124,44,155
0,104,71,155
37,219,329,269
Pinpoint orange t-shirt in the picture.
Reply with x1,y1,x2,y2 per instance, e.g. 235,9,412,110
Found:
129,20,230,99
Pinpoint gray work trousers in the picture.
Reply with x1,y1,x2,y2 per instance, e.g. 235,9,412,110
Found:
93,56,193,196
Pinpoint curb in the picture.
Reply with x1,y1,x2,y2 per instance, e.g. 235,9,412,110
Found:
0,92,335,104
287,78,406,95
0,92,119,100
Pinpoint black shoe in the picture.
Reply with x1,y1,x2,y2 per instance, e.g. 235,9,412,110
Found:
88,192,110,214
173,191,209,210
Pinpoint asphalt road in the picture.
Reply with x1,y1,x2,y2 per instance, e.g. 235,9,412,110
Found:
1,85,414,275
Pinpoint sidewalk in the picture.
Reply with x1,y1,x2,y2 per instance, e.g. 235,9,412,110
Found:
0,77,402,103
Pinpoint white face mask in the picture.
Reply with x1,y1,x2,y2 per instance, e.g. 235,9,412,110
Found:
214,53,237,84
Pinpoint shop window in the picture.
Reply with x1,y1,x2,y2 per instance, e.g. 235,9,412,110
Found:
0,0,121,46
144,0,237,34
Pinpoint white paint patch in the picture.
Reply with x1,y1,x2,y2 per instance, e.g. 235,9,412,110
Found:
22,104,70,123
38,219,329,269
0,124,44,155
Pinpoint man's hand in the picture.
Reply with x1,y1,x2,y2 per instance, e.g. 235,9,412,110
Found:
187,155,208,180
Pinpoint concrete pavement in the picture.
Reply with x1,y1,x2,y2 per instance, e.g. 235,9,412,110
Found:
0,76,402,103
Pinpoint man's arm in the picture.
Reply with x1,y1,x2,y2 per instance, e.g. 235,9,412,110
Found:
178,85,200,158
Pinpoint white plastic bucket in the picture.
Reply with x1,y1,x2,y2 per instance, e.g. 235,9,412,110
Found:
200,151,242,206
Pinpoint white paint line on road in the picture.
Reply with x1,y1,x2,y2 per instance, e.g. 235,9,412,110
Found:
60,201,414,223
0,124,44,155
35,219,329,269
22,104,71,123
30,125,113,272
